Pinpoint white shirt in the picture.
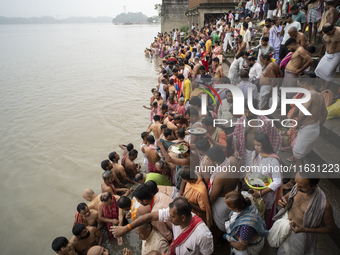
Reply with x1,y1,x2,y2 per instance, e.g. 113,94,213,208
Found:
183,66,190,79
174,31,177,39
249,62,263,80
251,151,281,192
243,30,251,50
246,1,253,10
158,208,214,255
281,21,301,45
218,99,238,127
248,21,253,29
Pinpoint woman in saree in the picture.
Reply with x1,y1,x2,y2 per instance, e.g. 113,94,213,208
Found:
200,45,209,72
223,191,268,255
247,133,282,230
211,41,222,73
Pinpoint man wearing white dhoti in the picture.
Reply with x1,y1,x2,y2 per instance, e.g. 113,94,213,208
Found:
223,22,235,53
267,171,335,255
315,23,340,91
283,76,328,190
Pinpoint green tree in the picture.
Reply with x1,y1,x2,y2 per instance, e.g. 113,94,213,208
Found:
154,4,162,18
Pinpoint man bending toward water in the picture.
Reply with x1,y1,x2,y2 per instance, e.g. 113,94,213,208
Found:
121,149,141,179
101,171,130,196
142,135,160,173
82,188,120,211
109,151,136,185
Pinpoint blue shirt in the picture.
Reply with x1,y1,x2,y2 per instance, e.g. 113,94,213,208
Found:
293,11,307,24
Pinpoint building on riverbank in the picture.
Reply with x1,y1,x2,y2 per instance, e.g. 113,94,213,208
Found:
186,1,237,28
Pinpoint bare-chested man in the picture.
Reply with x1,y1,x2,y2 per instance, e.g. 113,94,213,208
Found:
223,22,234,53
262,18,273,38
288,27,309,48
166,114,181,135
108,151,136,185
121,149,141,178
269,171,334,254
315,24,340,91
295,76,327,164
153,92,164,107
146,115,162,140
144,48,152,58
235,35,246,56
152,40,160,56
82,188,120,211
259,53,283,110
74,203,99,228
52,237,77,255
101,159,126,188
101,171,130,196
142,135,160,173
283,38,313,99
325,1,339,25
119,143,134,157
212,57,224,82
87,246,110,255
205,146,240,244
192,57,201,78
70,224,103,255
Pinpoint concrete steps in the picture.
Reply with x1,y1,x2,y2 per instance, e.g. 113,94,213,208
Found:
321,118,340,149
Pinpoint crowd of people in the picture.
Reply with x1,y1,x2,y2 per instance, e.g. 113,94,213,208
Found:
51,2,339,255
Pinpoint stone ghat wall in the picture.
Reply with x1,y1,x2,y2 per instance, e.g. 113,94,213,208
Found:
161,0,190,33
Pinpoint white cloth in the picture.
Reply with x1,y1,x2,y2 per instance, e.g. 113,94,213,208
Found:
158,208,214,255
140,142,148,171
293,121,320,159
277,231,304,255
259,85,271,110
244,30,251,50
268,212,304,255
230,236,265,255
315,52,340,82
170,186,179,199
183,66,190,79
246,1,253,10
267,10,274,19
217,99,238,127
223,32,233,52
159,83,167,102
237,81,258,99
267,212,292,248
243,149,253,167
212,197,231,232
225,211,240,233
281,21,301,45
249,63,263,80
228,57,244,85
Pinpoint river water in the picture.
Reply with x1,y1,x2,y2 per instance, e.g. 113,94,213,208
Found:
0,23,160,254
